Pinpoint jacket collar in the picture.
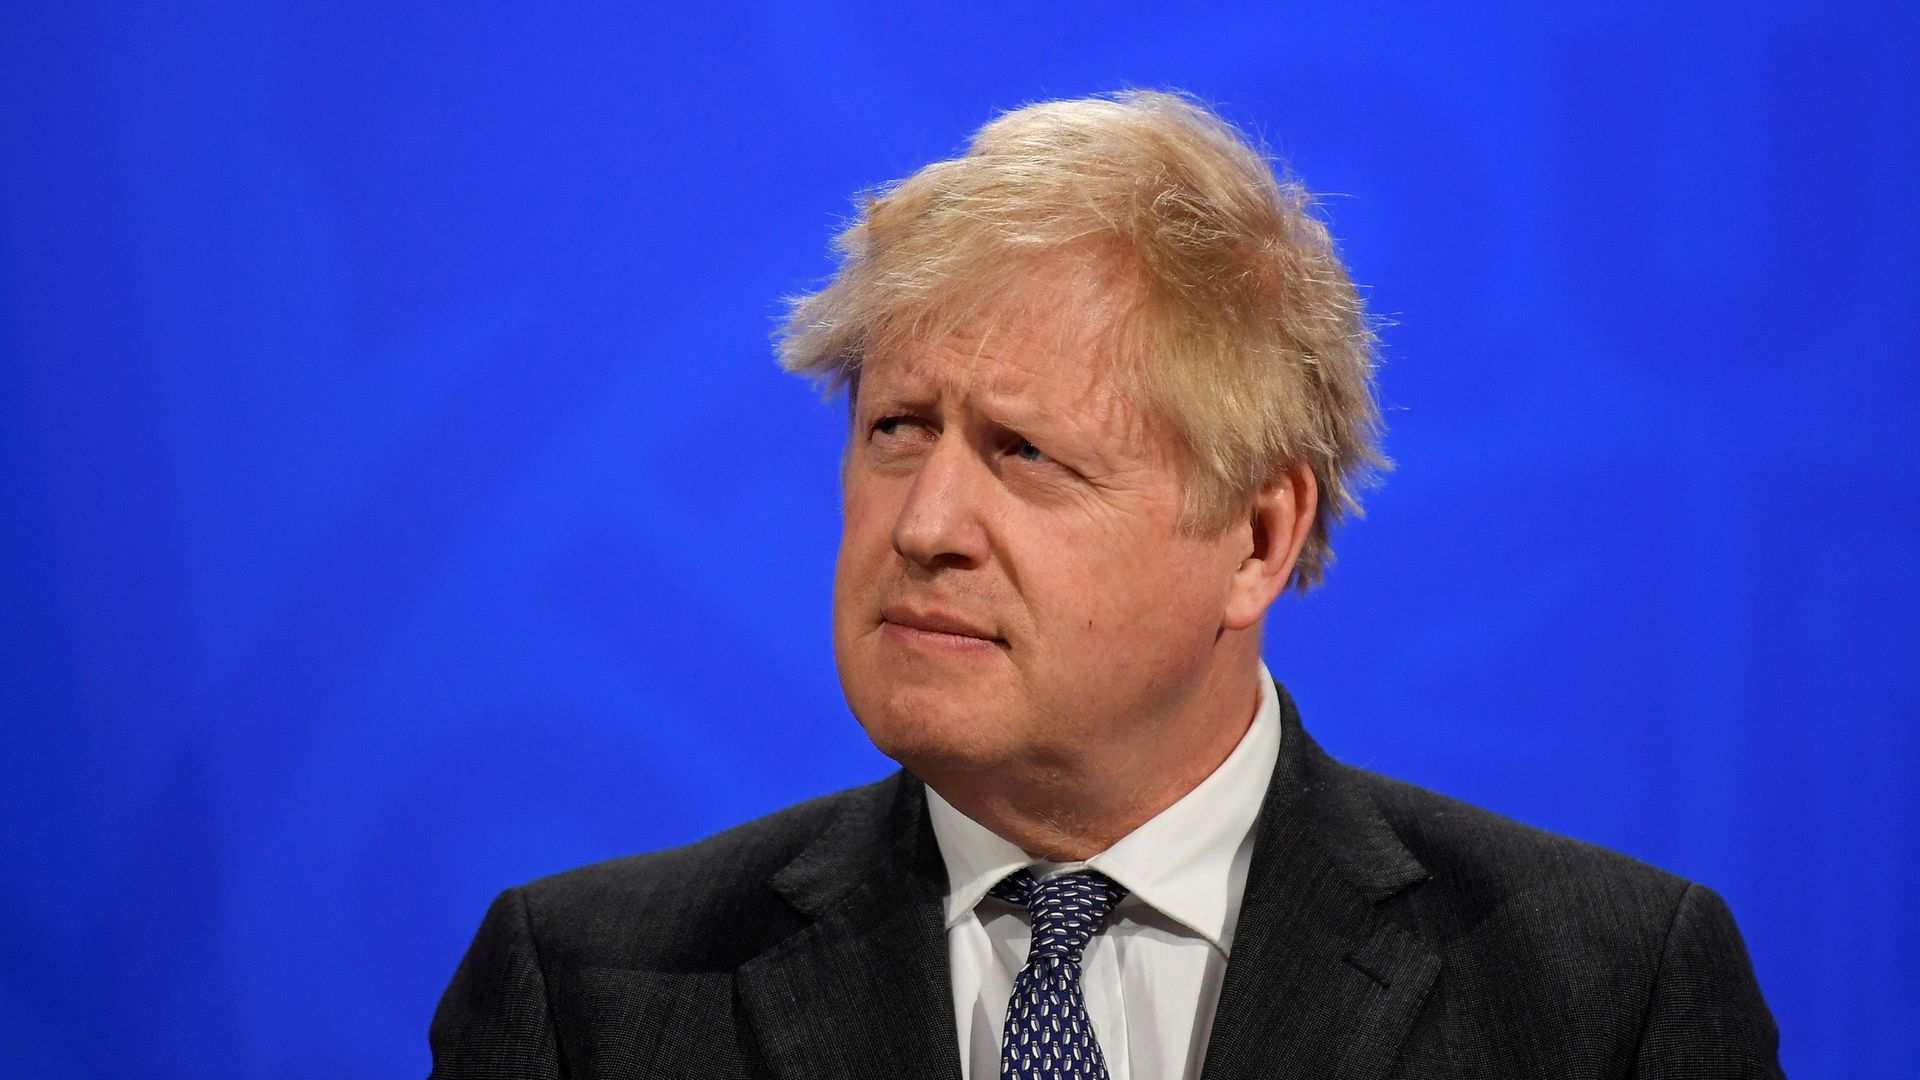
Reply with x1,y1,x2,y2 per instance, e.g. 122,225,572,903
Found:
1199,680,1438,1080
736,772,963,1080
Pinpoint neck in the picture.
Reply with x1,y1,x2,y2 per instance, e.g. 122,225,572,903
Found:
927,650,1264,861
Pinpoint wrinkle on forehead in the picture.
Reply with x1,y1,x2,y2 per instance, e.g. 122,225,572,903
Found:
861,261,1162,451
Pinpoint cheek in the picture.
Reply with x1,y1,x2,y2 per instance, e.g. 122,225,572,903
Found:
835,479,894,579
833,476,919,663
1045,538,1228,651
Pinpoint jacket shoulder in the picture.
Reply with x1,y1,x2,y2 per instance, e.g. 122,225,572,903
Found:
1359,760,1689,922
1344,757,1704,983
511,774,897,970
1331,765,1780,1071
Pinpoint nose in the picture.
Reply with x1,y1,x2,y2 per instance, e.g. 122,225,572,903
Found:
891,436,990,571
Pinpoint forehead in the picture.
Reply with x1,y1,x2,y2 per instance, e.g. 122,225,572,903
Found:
859,284,1135,423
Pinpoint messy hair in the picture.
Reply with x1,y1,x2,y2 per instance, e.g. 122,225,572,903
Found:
778,89,1386,590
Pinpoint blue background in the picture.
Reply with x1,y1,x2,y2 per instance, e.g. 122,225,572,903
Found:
4,2,1917,1076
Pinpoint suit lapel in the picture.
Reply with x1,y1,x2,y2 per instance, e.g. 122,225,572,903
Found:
737,773,963,1080
1201,683,1441,1080
736,685,1435,1080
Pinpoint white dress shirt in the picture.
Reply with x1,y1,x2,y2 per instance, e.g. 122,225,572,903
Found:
925,667,1283,1080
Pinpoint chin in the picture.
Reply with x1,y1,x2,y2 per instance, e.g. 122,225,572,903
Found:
847,680,1015,775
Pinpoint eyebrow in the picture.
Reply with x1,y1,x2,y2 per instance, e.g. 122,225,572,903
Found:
856,367,1127,466
863,380,1057,434
855,385,939,419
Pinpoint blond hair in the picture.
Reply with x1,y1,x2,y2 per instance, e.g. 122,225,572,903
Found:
779,90,1385,590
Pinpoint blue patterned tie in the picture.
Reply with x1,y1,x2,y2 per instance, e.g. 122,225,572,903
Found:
991,868,1129,1080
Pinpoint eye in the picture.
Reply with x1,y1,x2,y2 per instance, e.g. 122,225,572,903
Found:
871,415,916,439
1010,439,1052,465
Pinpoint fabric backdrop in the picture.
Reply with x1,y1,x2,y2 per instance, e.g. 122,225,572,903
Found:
3,2,1916,1076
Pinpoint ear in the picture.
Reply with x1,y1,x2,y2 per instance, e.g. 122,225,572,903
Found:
1222,461,1317,631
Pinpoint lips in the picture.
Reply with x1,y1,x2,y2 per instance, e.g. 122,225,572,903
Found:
880,604,1004,644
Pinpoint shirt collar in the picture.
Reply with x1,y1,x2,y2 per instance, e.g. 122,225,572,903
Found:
924,665,1283,954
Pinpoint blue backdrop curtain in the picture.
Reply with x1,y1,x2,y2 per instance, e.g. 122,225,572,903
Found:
3,3,1916,1076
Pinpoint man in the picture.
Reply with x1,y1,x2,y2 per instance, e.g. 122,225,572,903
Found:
430,91,1782,1078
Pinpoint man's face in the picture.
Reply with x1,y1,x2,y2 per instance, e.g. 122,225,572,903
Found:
832,288,1254,782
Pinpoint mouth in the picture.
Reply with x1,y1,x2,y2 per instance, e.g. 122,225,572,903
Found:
878,605,1008,651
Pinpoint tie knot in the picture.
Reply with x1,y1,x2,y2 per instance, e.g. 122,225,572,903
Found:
989,869,1127,961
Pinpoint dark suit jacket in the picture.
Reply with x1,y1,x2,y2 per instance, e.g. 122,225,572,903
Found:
430,684,1783,1078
